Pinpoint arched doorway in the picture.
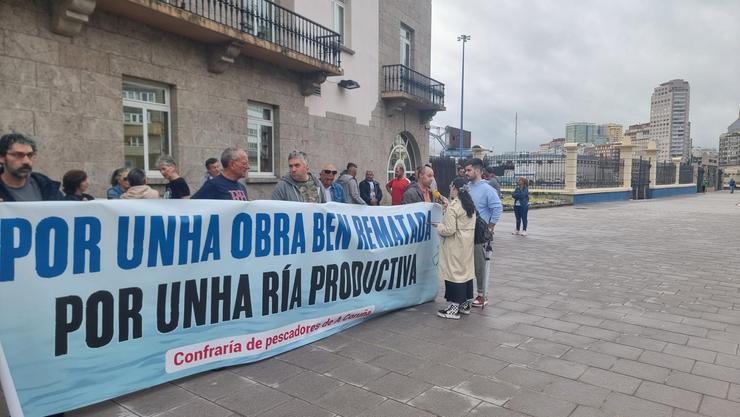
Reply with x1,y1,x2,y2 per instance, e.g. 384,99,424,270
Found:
387,133,419,181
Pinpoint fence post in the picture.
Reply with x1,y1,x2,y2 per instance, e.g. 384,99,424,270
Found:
646,142,657,188
564,143,579,193
672,157,682,185
619,137,634,189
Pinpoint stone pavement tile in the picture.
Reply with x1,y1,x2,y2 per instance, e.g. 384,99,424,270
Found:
407,363,473,388
324,360,388,387
641,328,691,345
601,392,673,417
545,331,596,348
116,383,197,416
503,389,576,417
508,324,555,339
495,365,562,391
589,341,643,360
531,356,587,379
616,334,667,351
562,347,617,369
518,338,570,357
560,313,603,327
672,409,712,417
331,339,394,363
715,353,740,369
465,402,529,417
277,346,353,373
217,383,292,416
568,405,611,417
665,371,729,398
175,370,255,401
687,336,738,355
153,397,235,417
453,375,520,406
408,386,480,417
273,370,343,401
533,317,580,333
578,367,641,394
541,379,609,408
707,329,740,344
611,358,671,383
363,371,432,402
635,381,702,412
525,307,566,319
231,359,304,387
367,351,429,375
639,350,695,372
495,300,531,312
692,362,740,384
518,297,554,308
699,396,740,417
448,352,509,375
312,333,354,352
356,399,435,417
729,384,740,402
601,319,645,334
476,329,530,347
664,343,717,363
682,318,728,331
255,398,334,417
497,312,543,325
485,345,541,365
573,325,621,341
314,383,386,417
67,401,138,417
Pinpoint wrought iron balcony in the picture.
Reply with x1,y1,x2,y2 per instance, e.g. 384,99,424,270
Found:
381,64,445,112
95,0,342,76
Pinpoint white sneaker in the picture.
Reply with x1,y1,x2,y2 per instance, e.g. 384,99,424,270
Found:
521,231,527,236
512,230,520,235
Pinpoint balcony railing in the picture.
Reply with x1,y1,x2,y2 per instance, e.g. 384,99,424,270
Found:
158,0,341,67
382,64,444,108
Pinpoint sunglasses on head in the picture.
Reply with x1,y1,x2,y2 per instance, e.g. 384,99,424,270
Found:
322,170,337,175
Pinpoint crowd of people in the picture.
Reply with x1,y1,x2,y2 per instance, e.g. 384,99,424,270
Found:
0,133,531,324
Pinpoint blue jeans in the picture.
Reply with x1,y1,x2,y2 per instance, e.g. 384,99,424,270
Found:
514,205,528,231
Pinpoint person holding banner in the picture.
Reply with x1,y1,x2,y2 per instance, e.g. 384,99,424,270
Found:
62,169,94,201
272,150,326,203
192,146,250,200
319,163,345,202
0,133,63,202
434,177,477,319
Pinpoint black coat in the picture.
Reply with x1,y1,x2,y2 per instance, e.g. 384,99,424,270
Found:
0,172,63,202
359,180,383,205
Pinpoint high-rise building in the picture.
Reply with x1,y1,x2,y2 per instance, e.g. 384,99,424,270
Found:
624,123,651,158
605,123,624,143
649,79,691,161
566,122,598,144
719,111,740,167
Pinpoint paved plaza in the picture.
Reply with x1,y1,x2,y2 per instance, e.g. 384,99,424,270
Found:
4,192,740,417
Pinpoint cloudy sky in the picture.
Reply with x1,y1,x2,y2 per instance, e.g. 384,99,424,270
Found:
430,0,740,152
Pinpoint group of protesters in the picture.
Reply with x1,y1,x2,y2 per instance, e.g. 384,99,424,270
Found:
0,132,530,324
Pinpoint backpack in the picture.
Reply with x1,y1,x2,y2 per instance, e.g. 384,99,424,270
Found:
474,210,493,245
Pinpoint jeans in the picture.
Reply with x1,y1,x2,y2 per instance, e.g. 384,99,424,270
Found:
473,243,492,296
514,205,528,231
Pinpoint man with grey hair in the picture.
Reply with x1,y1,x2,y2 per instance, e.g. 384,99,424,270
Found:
192,146,249,200
156,155,190,199
272,150,326,203
0,133,63,202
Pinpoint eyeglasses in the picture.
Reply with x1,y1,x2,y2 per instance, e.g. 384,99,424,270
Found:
322,170,337,175
5,151,35,160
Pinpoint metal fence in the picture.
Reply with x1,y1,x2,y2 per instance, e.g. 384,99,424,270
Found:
631,157,651,199
679,163,693,184
159,0,342,67
576,154,623,188
483,153,565,189
655,161,676,185
382,65,445,107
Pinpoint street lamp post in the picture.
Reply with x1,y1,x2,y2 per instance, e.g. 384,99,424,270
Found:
457,35,470,159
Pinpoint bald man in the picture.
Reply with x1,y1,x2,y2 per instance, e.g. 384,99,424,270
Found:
319,163,345,203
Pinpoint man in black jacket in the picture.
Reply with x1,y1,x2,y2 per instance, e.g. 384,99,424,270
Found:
0,133,62,202
359,170,383,205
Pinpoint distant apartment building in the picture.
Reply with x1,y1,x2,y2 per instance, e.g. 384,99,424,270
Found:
624,123,651,158
604,123,624,143
649,79,691,161
566,122,601,144
719,111,740,167
539,138,565,153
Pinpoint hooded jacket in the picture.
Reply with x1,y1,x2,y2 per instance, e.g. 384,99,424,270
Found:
271,173,327,203
0,172,63,202
121,185,160,199
336,171,365,204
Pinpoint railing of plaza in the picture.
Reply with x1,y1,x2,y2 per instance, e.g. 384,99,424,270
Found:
382,65,445,107
655,161,676,185
631,157,651,199
484,153,565,190
576,153,623,189
159,0,341,67
679,162,694,184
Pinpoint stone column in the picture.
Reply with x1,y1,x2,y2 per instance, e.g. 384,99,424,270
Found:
619,138,634,189
646,142,658,187
672,157,682,185
564,143,579,193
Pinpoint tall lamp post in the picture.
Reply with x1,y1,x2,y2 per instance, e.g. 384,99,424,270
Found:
457,34,470,159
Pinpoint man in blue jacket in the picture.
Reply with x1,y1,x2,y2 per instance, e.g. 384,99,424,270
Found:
319,163,345,203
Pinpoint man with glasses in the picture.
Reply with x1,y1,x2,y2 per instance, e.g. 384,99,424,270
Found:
0,133,63,202
319,163,345,203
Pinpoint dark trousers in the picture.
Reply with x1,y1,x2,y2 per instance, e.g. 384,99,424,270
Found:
514,205,528,231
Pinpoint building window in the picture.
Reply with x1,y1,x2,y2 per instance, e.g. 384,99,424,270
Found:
122,80,171,175
247,102,275,176
387,134,417,182
332,0,345,45
400,24,413,68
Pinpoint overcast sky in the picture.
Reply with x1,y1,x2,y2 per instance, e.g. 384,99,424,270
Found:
430,0,740,152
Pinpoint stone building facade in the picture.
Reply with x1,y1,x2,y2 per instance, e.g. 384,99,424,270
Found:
0,0,444,199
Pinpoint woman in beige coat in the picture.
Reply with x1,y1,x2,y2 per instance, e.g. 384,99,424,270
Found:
434,177,477,319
